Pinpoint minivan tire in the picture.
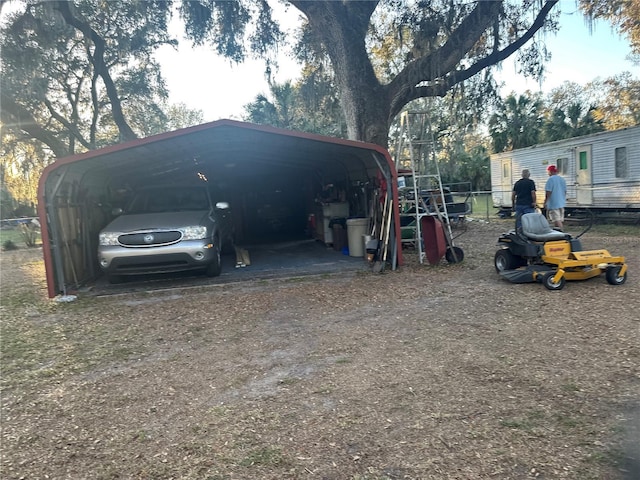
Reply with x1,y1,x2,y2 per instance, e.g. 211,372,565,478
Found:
205,245,222,277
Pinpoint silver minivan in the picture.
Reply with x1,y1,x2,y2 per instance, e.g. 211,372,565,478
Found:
98,184,233,283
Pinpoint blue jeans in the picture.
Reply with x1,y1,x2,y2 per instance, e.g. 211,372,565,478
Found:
515,204,535,230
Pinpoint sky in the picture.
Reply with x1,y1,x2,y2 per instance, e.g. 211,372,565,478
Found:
156,3,640,122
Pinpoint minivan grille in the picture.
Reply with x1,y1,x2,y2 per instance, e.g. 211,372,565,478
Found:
118,231,182,247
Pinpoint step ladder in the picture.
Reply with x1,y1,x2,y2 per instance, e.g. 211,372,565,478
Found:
394,110,458,264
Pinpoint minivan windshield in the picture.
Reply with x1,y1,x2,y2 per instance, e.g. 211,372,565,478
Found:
127,186,211,214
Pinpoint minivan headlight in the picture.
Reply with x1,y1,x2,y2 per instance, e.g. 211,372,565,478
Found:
181,226,207,240
99,232,120,246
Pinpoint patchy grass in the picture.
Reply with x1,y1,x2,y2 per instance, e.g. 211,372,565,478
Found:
589,223,640,236
0,226,41,249
239,446,286,467
0,228,25,245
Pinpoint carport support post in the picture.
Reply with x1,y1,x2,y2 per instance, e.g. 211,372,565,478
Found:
47,209,68,296
38,166,70,298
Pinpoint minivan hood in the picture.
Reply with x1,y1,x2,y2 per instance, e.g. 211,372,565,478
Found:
102,210,210,233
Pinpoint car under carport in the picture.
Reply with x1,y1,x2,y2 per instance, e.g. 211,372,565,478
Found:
37,119,403,298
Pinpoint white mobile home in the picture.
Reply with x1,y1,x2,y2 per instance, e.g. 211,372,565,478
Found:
490,125,640,213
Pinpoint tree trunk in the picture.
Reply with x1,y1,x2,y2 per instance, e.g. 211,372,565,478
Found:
292,1,391,147
291,0,559,149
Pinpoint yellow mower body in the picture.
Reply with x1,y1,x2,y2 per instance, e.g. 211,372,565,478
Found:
539,240,627,287
495,213,629,291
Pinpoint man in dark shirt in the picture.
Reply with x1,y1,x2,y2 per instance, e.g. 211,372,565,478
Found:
512,169,537,230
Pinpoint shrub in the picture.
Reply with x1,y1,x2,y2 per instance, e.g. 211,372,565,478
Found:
18,220,40,248
2,239,18,251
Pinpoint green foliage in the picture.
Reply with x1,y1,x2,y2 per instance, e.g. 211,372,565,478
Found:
243,82,297,129
180,1,563,146
546,76,640,132
0,221,40,249
1,0,573,157
592,73,640,130
165,103,206,131
455,143,492,191
386,75,499,190
1,137,48,210
580,0,640,55
489,78,638,154
243,76,347,138
1,0,177,157
19,222,40,247
179,0,283,63
2,239,19,251
2,0,636,199
1,183,17,219
542,103,604,142
0,227,24,246
489,93,544,152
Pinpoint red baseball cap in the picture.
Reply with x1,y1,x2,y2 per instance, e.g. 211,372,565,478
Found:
547,165,557,173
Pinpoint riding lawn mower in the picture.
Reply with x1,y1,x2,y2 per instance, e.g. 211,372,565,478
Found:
494,212,628,291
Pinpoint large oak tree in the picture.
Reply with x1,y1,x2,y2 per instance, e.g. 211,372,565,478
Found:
180,0,561,147
5,0,636,158
2,1,563,153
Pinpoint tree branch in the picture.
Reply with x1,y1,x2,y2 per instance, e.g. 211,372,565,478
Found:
387,0,559,119
388,1,501,98
42,98,93,151
52,0,137,142
0,90,70,158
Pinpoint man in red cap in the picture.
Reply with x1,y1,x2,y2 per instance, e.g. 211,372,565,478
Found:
544,164,567,229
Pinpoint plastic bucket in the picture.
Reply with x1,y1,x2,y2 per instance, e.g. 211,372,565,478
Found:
346,217,369,257
363,234,377,262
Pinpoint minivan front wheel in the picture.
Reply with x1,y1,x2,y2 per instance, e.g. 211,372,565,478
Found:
205,245,222,277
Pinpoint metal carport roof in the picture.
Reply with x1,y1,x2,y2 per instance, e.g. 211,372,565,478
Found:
37,119,402,298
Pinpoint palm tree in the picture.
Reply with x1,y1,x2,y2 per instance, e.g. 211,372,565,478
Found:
489,93,543,152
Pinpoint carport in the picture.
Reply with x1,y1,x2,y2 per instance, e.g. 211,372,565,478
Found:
37,119,403,298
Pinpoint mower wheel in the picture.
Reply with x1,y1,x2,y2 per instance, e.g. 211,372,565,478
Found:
494,249,523,273
446,246,464,264
543,272,565,291
605,266,627,286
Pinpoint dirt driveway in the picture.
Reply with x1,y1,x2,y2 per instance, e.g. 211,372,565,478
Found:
1,218,639,480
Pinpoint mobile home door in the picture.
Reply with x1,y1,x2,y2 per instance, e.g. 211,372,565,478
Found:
576,146,593,205
501,158,512,206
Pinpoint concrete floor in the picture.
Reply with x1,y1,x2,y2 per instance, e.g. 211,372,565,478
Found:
91,238,372,296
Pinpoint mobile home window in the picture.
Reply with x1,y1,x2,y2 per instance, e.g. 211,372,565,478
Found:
556,157,568,174
579,151,588,170
615,147,628,178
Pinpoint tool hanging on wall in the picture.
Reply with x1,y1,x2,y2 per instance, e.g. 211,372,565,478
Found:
372,191,392,273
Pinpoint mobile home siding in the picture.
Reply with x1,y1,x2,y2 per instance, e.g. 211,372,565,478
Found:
490,126,640,211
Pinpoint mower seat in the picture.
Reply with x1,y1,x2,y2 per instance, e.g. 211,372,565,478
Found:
521,213,568,242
